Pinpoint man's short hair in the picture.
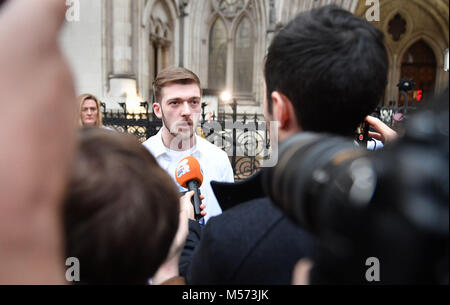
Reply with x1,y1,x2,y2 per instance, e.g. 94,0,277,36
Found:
63,128,180,284
153,66,201,104
78,93,103,126
265,5,388,136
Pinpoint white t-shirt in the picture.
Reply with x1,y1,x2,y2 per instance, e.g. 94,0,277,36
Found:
142,129,234,222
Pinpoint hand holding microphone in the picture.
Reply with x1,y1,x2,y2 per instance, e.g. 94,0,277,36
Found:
175,156,204,221
181,191,206,220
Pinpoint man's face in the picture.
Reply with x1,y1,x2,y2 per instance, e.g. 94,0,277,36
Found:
81,99,98,126
154,82,202,140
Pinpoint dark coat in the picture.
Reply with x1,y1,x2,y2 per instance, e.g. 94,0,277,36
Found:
179,197,315,284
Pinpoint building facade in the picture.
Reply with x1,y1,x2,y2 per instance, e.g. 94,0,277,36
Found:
60,0,449,115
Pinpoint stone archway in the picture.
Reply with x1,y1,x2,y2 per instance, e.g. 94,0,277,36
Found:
139,0,178,103
399,40,437,105
355,0,449,106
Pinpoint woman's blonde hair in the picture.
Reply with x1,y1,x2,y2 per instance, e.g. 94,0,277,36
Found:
78,93,103,126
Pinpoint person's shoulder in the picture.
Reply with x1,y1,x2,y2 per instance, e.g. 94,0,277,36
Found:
142,134,166,159
231,197,279,217
208,197,313,248
209,198,279,228
142,134,159,149
143,134,158,144
201,198,289,253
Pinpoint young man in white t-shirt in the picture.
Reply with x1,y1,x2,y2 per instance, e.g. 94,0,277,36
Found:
143,67,234,223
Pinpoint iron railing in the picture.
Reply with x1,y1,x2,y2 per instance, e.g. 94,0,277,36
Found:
101,102,271,180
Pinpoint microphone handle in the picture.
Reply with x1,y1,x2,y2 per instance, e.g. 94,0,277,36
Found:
187,180,202,221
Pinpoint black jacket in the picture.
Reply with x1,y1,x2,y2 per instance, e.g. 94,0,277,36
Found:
179,197,315,284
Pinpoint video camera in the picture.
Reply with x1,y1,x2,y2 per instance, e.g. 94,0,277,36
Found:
262,90,449,284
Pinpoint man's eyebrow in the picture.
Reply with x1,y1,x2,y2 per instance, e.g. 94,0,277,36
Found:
166,97,201,102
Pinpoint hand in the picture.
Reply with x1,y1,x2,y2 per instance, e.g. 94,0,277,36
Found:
365,116,398,144
166,191,206,260
171,191,206,259
0,0,76,284
152,191,206,284
292,259,313,285
180,191,206,221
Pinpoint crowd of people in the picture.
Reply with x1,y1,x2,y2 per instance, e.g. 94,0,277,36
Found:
0,0,447,285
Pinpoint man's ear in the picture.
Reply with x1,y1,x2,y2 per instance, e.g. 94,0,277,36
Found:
153,102,162,119
271,91,299,131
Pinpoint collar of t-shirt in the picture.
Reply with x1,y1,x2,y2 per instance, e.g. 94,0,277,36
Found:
164,144,197,160
152,129,205,159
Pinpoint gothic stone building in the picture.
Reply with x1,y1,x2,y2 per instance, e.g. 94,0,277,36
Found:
61,0,449,116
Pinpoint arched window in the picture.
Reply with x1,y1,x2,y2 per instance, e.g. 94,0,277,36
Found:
400,40,436,106
207,0,255,97
208,18,228,91
149,1,173,80
234,17,254,93
151,21,171,79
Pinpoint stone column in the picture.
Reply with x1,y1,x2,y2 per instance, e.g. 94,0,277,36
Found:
111,0,133,77
107,0,141,111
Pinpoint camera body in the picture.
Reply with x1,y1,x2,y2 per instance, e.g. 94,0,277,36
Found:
262,91,449,284
355,121,370,147
397,78,416,92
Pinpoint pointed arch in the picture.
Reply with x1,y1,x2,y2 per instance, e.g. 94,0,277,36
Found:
231,11,256,39
208,17,228,91
143,0,178,28
398,37,439,104
139,0,177,97
399,35,442,67
190,0,267,108
233,15,254,93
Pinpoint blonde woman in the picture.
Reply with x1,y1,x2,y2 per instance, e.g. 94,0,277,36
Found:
78,94,103,127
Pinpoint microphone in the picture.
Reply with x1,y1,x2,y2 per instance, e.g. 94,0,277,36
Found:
175,156,204,221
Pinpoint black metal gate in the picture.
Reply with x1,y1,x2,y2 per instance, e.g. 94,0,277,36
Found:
101,102,271,180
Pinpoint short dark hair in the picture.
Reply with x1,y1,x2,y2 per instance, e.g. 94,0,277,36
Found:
63,128,179,284
265,5,388,136
153,66,201,104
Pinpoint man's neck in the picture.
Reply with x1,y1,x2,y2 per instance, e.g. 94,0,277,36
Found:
161,127,196,152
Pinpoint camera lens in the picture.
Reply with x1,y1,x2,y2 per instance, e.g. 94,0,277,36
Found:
263,132,363,232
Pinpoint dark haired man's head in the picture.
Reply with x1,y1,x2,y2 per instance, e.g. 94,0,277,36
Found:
293,89,449,285
264,5,388,137
63,128,180,284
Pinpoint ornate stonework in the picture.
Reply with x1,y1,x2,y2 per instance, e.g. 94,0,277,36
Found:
61,0,448,112
213,0,248,18
388,13,407,42
355,0,449,105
